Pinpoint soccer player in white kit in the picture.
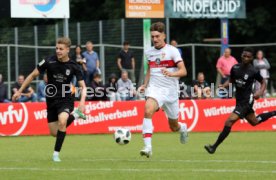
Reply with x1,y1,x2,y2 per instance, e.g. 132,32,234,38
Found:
138,22,188,158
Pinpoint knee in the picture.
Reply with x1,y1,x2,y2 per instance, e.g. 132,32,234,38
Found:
144,107,155,117
58,121,67,129
249,121,258,126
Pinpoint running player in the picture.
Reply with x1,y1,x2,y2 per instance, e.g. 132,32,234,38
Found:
138,22,188,158
12,37,87,162
205,47,276,154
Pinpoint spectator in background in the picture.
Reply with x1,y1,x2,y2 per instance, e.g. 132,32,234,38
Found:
216,48,238,98
82,41,100,86
117,41,136,83
192,72,211,99
88,73,107,101
105,73,119,101
37,73,48,102
170,39,183,56
253,50,270,97
72,45,87,84
0,74,10,103
117,70,136,101
12,75,37,102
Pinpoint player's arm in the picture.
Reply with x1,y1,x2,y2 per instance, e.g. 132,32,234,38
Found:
77,80,87,112
254,72,266,99
162,61,187,77
138,66,150,93
12,68,40,101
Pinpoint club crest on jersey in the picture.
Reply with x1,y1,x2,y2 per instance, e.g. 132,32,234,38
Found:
155,58,161,65
244,74,248,80
66,69,70,76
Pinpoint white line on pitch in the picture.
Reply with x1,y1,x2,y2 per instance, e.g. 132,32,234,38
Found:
0,167,276,174
80,158,276,164
2,159,276,164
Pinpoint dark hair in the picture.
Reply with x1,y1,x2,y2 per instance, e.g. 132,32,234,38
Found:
150,22,165,33
243,47,254,55
75,45,82,50
123,41,129,45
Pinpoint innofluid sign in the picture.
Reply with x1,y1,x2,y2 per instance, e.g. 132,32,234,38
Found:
165,0,246,19
11,0,70,18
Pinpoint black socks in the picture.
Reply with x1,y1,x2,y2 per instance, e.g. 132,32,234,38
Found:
54,130,66,152
213,126,232,148
257,111,276,123
66,115,75,127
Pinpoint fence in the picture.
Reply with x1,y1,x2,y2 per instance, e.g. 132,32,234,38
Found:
0,19,276,99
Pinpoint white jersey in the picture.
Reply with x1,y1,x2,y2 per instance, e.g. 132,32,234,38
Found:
145,44,183,97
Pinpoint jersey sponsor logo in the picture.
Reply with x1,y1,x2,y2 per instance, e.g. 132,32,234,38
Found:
0,103,29,136
149,60,176,68
179,100,199,132
66,69,70,76
38,59,45,66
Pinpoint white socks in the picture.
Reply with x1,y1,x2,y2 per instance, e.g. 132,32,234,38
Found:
178,122,187,133
53,151,59,156
142,118,153,149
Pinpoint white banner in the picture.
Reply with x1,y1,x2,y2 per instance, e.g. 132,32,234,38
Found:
11,0,70,18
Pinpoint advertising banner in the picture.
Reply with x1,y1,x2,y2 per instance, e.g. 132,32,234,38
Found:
125,0,165,18
11,0,70,18
165,0,246,19
1,99,276,136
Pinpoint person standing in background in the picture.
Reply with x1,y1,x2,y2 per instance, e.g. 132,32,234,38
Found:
72,45,87,83
82,41,100,86
170,39,183,56
216,48,238,98
253,50,270,97
117,41,136,83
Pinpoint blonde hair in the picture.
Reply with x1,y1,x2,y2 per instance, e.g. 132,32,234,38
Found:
56,37,71,48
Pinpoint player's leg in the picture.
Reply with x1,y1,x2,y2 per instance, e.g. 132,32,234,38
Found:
140,97,159,158
53,111,69,162
48,121,58,137
163,100,188,144
205,112,239,154
246,111,276,126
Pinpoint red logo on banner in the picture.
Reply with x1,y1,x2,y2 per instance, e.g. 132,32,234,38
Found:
0,103,29,136
178,100,199,131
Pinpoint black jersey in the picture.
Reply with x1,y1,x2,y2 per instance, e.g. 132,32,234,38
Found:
230,63,263,104
37,55,83,99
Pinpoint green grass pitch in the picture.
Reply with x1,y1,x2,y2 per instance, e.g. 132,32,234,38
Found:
1,132,276,179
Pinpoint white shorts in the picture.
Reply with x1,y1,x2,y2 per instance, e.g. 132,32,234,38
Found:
146,86,179,119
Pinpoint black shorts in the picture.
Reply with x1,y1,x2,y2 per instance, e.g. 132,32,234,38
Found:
233,102,255,119
46,98,74,123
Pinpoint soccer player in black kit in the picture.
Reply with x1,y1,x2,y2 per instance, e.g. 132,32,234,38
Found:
12,37,87,162
205,47,276,154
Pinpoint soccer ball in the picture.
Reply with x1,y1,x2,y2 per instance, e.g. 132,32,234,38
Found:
114,128,131,145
